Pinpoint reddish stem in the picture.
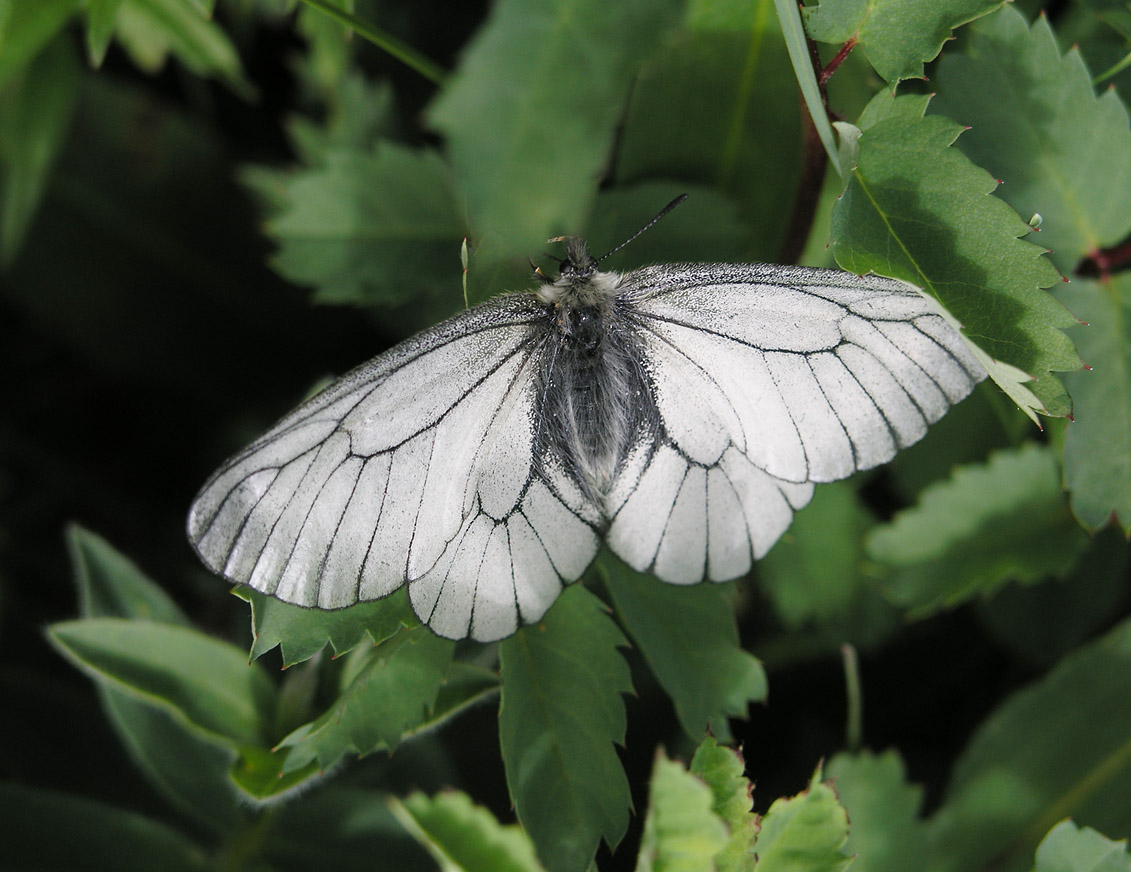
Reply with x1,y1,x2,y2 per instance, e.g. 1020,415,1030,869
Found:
820,37,858,87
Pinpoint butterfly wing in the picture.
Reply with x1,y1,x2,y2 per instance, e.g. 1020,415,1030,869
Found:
188,297,601,641
605,263,986,584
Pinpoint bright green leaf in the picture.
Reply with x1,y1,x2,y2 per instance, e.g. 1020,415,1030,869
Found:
84,0,126,66
498,584,633,872
803,0,1004,85
110,0,254,97
755,769,853,872
48,618,276,747
826,750,930,872
238,586,417,666
933,6,1131,274
830,91,1081,421
276,626,453,771
928,616,1131,871
599,554,766,741
68,524,189,625
689,737,757,872
1057,276,1131,534
0,0,80,88
0,35,79,267
427,0,683,274
1033,820,1131,872
251,144,463,308
0,783,210,872
866,444,1088,617
392,791,546,872
635,750,729,872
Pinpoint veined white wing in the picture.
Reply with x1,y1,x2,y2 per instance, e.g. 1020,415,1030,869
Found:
605,263,985,584
188,297,601,641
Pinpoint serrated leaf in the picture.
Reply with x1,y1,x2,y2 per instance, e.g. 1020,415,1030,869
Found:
826,750,930,872
253,144,463,307
616,0,803,260
803,0,1004,84
0,35,79,267
238,586,417,666
0,0,80,88
830,91,1081,420
427,0,683,276
83,0,125,66
927,616,1131,871
1034,820,1131,872
276,626,453,771
866,444,1088,617
48,618,276,747
933,6,1131,274
635,750,730,872
68,524,189,625
109,0,253,97
689,738,758,872
391,791,546,872
755,769,853,872
0,783,210,872
599,553,766,741
1057,276,1131,534
498,584,633,872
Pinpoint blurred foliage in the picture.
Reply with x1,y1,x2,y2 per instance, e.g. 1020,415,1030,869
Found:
1,0,1129,870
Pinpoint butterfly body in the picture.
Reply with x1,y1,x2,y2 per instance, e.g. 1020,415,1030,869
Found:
189,249,985,641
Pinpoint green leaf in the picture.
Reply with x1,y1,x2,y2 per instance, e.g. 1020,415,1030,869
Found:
829,91,1081,421
251,144,464,308
238,586,418,666
635,750,730,872
109,0,254,97
826,750,930,872
68,524,189,625
758,481,886,629
803,0,1004,85
83,0,126,66
1033,820,1131,872
391,791,547,872
0,0,80,88
866,444,1089,617
276,626,454,771
66,527,243,832
932,6,1131,274
498,584,633,872
0,34,79,267
617,0,805,258
599,553,766,741
266,785,435,872
776,0,842,177
928,616,1131,871
689,738,758,872
427,0,684,272
1057,276,1131,535
755,769,853,872
48,618,276,747
0,783,209,872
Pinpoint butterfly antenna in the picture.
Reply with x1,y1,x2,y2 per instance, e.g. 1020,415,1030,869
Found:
596,194,688,263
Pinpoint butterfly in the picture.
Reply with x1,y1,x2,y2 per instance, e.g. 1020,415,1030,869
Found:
188,209,986,642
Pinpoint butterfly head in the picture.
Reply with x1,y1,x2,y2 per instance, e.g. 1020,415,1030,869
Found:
536,236,620,307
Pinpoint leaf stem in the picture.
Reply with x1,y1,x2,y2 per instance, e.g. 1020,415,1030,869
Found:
841,644,862,753
296,0,447,85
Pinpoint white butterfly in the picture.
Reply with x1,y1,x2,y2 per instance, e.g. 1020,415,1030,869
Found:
188,225,985,642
